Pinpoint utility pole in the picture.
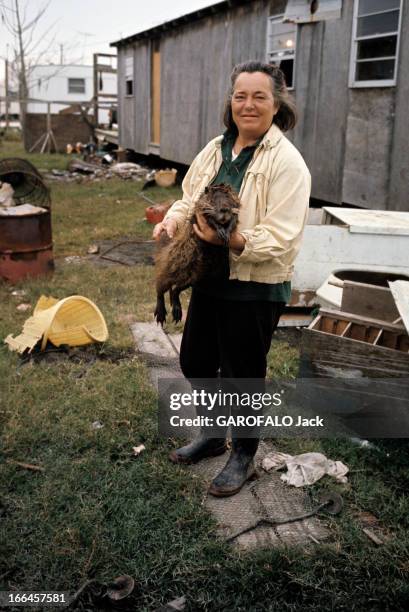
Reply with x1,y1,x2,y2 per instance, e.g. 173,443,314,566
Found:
5,58,10,132
14,0,29,144
93,53,98,128
60,44,64,65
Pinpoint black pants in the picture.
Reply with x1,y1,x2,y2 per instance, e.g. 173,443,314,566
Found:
180,289,285,379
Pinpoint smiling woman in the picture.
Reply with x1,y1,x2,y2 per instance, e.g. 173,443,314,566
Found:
153,60,311,497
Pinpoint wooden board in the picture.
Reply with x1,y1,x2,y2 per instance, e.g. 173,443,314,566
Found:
322,208,409,235
341,281,400,322
151,41,161,145
300,326,409,378
315,309,406,333
389,280,409,334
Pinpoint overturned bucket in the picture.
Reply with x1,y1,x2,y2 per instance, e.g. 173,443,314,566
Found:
5,295,109,354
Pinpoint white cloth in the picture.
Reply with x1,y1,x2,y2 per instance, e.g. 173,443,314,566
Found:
262,451,349,487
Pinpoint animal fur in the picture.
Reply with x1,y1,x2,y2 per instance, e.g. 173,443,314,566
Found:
154,184,241,324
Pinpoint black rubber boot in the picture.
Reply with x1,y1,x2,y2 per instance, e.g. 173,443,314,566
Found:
169,434,227,465
208,438,259,497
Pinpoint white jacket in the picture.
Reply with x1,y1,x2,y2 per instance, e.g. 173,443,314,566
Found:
164,123,311,283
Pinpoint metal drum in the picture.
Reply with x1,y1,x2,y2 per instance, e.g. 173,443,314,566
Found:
0,209,54,283
0,158,54,283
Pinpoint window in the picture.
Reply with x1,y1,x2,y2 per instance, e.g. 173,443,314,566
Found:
350,0,402,87
68,78,86,94
267,15,297,89
283,0,342,23
125,54,134,97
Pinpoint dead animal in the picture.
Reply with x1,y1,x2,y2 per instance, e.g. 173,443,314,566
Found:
154,184,240,324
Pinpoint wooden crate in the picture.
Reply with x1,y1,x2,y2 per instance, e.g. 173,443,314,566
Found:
300,309,409,378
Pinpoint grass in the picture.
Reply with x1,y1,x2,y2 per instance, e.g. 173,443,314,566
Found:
1,140,408,611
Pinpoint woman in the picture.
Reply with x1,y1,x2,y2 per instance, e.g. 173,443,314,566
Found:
153,61,311,497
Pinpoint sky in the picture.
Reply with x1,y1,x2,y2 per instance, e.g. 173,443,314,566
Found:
0,0,220,79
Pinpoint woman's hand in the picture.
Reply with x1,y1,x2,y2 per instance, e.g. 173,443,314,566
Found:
152,218,178,240
193,213,222,245
193,213,245,253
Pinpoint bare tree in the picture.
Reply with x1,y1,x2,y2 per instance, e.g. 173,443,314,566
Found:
0,0,59,144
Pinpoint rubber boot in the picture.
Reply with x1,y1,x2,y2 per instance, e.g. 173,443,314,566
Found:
169,433,227,465
208,437,259,497
169,378,229,465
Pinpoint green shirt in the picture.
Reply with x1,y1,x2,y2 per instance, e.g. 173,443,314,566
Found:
195,130,291,303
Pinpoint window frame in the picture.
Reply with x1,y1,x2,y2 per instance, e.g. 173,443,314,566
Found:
349,0,403,88
124,53,134,98
266,14,298,90
67,77,86,95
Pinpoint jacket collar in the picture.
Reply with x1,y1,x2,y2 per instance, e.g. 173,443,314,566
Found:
215,122,283,149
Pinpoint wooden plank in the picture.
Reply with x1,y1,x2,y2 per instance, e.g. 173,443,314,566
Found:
341,281,400,322
293,0,353,204
389,280,409,334
340,322,352,337
151,41,161,145
342,89,395,210
300,327,409,378
317,309,406,333
322,208,409,235
310,313,322,331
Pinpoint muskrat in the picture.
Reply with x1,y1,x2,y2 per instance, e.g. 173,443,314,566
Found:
154,184,241,324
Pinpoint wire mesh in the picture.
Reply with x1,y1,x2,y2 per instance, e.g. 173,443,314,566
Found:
0,158,51,208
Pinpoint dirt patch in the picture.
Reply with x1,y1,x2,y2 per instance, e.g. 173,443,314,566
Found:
61,238,156,268
19,344,136,367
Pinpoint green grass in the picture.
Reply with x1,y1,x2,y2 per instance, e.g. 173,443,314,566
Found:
1,142,408,611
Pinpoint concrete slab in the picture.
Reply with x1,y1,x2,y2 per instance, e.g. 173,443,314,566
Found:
190,441,330,550
131,322,178,358
131,323,183,386
131,322,332,550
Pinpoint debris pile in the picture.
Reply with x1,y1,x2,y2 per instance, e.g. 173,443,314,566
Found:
45,157,177,185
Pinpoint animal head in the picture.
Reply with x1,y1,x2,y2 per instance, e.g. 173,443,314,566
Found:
194,184,241,245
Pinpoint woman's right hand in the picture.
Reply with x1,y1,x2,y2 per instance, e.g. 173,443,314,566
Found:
152,218,177,240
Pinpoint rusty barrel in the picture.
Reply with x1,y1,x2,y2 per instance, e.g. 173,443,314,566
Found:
0,208,54,283
0,158,54,283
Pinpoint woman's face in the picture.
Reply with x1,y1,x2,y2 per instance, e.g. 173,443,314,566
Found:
231,71,277,139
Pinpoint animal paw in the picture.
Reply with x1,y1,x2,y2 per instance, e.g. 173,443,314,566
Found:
154,304,167,325
172,303,183,323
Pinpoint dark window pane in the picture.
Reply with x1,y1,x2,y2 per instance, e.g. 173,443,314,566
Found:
358,0,400,16
357,11,399,37
357,35,397,59
126,80,133,95
273,58,294,88
356,59,395,81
